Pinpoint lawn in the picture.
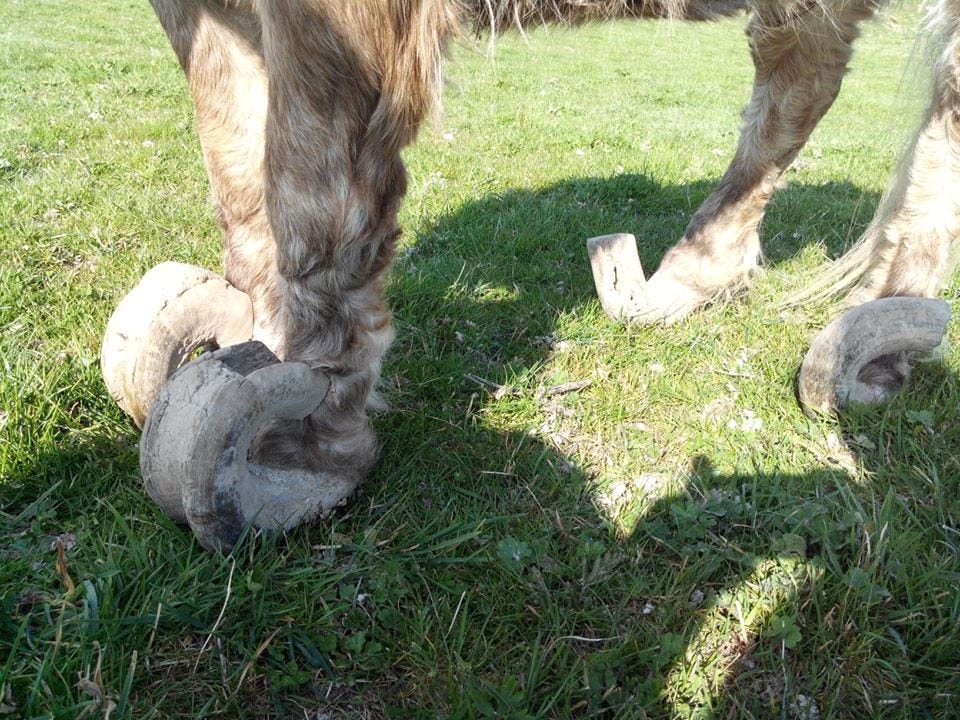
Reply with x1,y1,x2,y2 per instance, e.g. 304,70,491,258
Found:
2,2,958,718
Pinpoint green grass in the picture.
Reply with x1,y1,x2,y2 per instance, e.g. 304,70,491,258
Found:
2,2,959,718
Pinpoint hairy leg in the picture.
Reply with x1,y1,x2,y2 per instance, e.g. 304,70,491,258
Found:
839,4,960,304
150,0,456,481
467,0,748,29
248,0,458,474
633,0,882,322
149,0,282,349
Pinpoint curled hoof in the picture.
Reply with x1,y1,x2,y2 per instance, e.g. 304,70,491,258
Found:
798,297,950,415
140,341,359,552
101,262,253,427
586,233,704,324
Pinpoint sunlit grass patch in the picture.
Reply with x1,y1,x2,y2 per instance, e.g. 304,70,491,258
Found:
2,1,958,718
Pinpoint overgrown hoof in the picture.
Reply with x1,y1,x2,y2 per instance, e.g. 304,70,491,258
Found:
586,233,703,324
101,262,253,427
798,297,950,415
140,341,359,552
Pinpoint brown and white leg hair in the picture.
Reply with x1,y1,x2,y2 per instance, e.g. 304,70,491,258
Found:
149,0,282,349
838,0,960,304
150,0,457,479
634,0,882,322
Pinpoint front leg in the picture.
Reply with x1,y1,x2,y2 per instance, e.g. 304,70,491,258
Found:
249,0,456,477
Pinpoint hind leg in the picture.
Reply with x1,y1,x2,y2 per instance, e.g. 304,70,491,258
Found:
844,9,960,304
628,0,882,322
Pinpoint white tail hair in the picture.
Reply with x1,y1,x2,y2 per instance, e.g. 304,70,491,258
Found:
784,0,959,307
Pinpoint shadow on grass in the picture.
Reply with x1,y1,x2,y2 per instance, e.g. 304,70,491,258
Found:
396,173,880,312
366,347,957,715
350,174,958,716
6,175,958,718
